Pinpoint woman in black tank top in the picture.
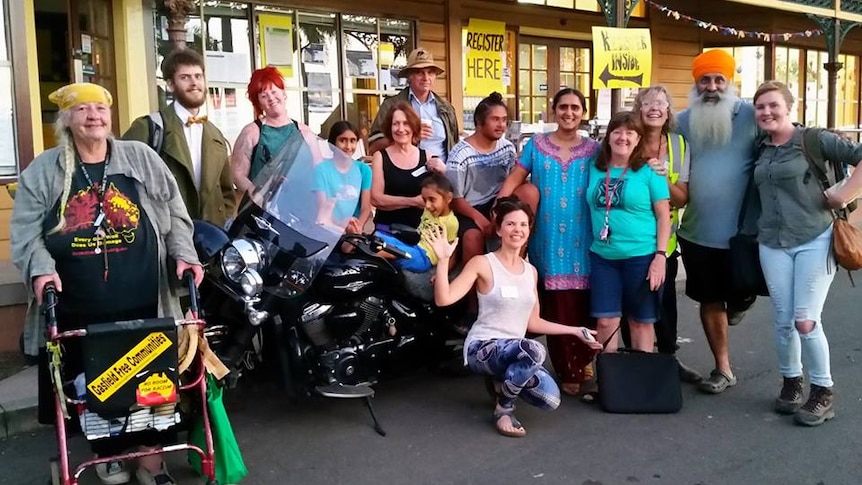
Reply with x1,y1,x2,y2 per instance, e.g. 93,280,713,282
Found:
370,102,443,231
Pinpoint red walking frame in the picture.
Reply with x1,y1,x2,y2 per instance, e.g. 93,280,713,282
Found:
43,273,219,485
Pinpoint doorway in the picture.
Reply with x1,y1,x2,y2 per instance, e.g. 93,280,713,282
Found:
35,0,116,148
518,36,592,124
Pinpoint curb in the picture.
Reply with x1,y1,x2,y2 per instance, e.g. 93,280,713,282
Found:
0,399,42,439
0,366,43,439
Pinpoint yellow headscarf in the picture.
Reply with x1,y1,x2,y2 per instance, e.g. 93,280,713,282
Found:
48,83,113,110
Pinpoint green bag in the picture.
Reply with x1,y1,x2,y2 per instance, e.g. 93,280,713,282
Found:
189,373,248,484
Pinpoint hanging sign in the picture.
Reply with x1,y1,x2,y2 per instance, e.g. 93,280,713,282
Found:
464,18,506,96
591,27,652,89
259,14,294,78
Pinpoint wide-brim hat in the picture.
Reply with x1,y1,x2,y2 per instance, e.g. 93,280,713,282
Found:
398,48,445,78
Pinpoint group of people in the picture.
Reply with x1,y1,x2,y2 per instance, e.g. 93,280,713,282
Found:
8,40,862,483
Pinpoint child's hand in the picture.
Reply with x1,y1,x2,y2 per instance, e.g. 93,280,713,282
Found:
422,224,458,261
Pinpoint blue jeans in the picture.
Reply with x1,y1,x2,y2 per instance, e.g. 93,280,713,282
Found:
759,226,835,387
465,338,561,410
375,232,432,273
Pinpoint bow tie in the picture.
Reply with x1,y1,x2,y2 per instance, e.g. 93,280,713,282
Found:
186,115,207,126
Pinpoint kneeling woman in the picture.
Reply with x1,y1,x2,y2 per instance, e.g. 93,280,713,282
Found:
427,197,602,438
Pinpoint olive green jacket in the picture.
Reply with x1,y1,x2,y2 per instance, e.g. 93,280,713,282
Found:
123,104,235,226
11,139,200,356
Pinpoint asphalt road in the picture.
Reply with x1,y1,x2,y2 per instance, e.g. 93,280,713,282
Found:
2,272,861,485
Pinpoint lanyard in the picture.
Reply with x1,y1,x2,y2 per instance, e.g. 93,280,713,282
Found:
76,149,111,280
603,165,629,224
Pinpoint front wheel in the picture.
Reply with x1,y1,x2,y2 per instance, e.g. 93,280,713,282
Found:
48,458,60,485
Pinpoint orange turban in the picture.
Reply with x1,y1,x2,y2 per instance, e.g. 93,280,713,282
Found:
692,50,736,81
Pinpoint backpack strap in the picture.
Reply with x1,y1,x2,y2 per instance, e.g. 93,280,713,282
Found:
801,127,830,192
147,111,165,155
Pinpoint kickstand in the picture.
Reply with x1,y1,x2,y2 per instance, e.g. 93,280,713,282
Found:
363,396,386,437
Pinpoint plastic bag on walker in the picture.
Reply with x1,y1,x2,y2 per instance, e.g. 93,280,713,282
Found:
189,373,248,484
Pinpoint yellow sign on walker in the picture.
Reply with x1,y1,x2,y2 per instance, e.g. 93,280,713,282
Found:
87,332,173,402
591,27,652,89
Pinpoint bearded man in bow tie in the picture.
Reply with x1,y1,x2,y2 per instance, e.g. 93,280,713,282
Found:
124,49,235,226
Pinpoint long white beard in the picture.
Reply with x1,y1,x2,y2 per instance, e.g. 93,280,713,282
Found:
687,86,738,148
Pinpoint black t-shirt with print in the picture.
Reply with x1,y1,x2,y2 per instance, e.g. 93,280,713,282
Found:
43,160,159,319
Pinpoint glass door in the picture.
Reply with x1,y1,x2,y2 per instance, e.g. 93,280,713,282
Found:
70,0,117,130
518,36,591,124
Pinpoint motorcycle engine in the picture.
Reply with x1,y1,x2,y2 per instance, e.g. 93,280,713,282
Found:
299,295,389,348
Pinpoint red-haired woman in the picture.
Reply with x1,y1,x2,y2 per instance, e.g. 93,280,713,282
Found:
233,66,319,196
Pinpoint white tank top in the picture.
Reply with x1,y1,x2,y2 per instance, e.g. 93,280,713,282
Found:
464,253,538,362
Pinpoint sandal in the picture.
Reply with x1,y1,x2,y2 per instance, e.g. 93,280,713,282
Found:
560,382,581,396
493,407,526,438
698,369,737,394
578,380,599,404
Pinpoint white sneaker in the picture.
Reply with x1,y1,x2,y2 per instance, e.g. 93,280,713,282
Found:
135,463,177,485
95,461,131,485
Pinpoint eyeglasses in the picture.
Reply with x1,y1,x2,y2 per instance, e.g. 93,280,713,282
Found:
640,100,669,109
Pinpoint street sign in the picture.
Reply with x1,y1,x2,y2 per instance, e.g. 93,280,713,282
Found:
591,27,652,89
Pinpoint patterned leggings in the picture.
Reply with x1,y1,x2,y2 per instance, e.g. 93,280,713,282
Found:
466,338,561,410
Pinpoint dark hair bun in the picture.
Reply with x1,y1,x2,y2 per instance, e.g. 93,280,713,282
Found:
486,92,503,103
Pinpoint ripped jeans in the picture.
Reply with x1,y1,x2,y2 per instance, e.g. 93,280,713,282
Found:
465,338,561,410
759,226,835,387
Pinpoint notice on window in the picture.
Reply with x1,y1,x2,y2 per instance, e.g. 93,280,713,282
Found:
259,14,294,77
464,18,506,96
205,51,250,84
591,27,652,89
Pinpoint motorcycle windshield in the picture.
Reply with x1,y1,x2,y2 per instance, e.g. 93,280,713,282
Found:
236,129,361,292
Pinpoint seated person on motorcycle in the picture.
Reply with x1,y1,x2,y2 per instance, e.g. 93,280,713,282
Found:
10,83,204,485
315,121,373,234
427,197,602,438
347,173,457,273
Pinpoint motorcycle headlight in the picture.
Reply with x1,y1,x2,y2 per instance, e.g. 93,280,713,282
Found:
220,238,268,283
239,269,264,296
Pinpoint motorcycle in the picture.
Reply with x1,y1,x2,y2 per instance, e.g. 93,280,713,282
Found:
193,132,465,435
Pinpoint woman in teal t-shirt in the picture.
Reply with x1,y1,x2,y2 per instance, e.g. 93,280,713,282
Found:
587,111,671,353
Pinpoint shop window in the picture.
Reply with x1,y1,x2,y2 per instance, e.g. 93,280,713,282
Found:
774,46,803,123
0,0,16,176
517,0,647,17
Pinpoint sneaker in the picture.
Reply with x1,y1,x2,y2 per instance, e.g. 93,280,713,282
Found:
95,461,131,485
774,376,804,415
135,463,177,485
794,384,835,426
678,361,703,384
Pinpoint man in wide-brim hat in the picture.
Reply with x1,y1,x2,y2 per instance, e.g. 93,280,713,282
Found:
368,47,459,162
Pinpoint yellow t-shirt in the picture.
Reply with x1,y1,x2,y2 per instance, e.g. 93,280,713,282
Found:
417,209,459,266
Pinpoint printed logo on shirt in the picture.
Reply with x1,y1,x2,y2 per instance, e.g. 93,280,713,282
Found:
594,178,626,209
62,182,141,255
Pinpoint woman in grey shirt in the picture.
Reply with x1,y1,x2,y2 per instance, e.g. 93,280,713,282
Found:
752,81,862,427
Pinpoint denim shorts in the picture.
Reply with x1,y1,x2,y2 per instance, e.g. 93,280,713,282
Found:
375,232,432,273
589,252,661,323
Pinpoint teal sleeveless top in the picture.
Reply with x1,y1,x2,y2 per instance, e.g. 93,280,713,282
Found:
249,120,299,182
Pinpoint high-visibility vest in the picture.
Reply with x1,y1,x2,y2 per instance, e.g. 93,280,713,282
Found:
666,132,686,255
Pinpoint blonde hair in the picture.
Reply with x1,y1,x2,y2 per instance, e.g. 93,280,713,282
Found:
633,85,676,134
48,110,76,234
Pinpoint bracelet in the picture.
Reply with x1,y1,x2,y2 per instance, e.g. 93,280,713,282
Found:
655,251,667,257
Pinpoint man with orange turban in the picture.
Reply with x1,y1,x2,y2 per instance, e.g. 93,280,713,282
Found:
673,49,759,395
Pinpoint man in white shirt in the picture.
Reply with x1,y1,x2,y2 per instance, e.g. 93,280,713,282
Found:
124,49,235,226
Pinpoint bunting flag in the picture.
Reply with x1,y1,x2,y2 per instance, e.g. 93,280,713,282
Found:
643,0,822,41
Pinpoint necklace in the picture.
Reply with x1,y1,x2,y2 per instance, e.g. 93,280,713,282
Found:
77,147,111,281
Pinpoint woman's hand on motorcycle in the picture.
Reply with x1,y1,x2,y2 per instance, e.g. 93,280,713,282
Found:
176,260,204,287
423,224,458,262
33,273,62,305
